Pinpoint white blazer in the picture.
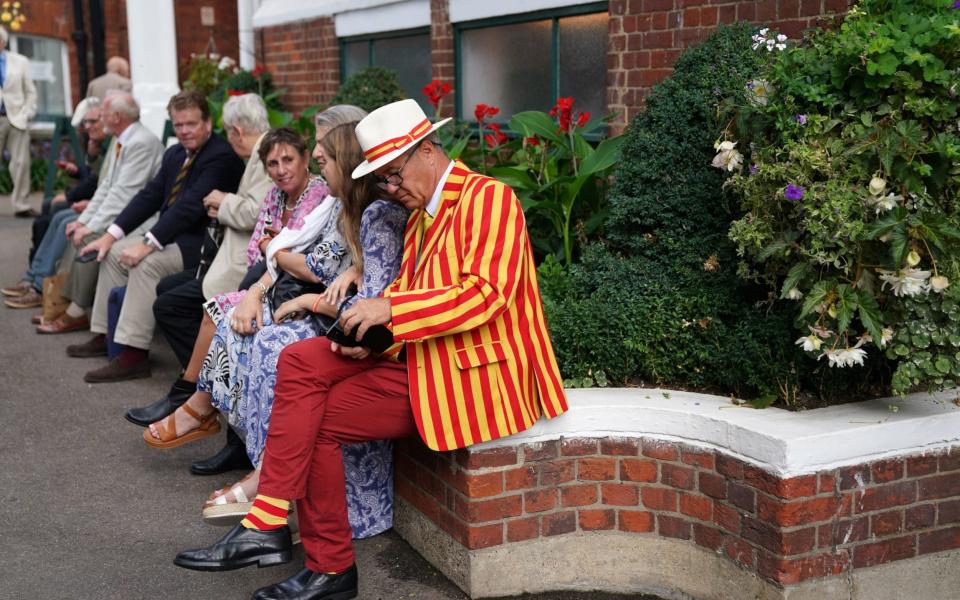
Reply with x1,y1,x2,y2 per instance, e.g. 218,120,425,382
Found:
0,51,37,130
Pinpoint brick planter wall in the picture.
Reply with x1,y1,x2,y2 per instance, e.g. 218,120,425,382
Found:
255,16,339,113
395,434,960,598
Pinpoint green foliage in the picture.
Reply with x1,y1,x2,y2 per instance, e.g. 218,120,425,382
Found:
0,158,53,194
330,67,407,113
724,0,960,395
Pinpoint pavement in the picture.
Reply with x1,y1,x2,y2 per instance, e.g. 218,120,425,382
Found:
0,194,660,600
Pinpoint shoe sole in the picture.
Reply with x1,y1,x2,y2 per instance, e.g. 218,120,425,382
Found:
37,321,89,334
84,369,152,383
124,412,151,428
143,420,220,448
67,350,108,358
202,502,254,526
0,289,28,297
173,550,291,571
4,300,42,309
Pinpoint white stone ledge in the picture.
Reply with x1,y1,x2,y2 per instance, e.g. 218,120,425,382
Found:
473,388,960,477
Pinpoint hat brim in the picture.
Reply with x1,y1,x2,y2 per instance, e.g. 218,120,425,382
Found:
351,118,452,180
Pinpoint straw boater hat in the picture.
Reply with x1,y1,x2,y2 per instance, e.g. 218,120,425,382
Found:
351,99,451,179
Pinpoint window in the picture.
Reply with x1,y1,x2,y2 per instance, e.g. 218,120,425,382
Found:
9,34,71,115
456,3,607,121
340,29,432,112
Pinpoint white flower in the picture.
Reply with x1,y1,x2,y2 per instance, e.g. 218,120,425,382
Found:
931,275,950,293
217,56,237,71
820,346,868,368
869,177,887,196
867,192,902,214
796,335,822,352
880,328,894,347
879,268,931,297
747,79,774,106
775,34,788,51
785,287,803,300
759,28,770,36
711,141,743,172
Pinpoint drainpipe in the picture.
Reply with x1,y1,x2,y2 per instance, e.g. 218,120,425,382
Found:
71,0,89,93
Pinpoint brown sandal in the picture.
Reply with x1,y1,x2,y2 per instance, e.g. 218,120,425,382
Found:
143,403,220,449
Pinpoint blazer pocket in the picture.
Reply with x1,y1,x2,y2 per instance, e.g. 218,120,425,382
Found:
455,341,507,370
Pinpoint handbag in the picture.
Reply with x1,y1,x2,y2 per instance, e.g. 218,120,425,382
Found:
268,270,326,314
41,272,69,324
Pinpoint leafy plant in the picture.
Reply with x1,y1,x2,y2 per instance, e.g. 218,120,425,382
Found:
330,67,407,113
723,0,960,394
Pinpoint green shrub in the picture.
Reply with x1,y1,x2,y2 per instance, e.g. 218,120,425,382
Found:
540,24,821,403
331,67,407,113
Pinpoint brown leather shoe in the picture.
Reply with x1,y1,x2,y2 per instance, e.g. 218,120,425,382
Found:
4,289,42,308
84,357,152,383
1,280,32,297
37,313,90,335
67,334,107,358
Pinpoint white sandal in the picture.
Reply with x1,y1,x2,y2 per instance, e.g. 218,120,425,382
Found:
201,483,253,526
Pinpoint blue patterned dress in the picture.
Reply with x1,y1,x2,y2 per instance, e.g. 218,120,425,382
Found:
208,198,409,539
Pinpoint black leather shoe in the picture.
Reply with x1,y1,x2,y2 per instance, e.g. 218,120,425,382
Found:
174,523,292,571
190,428,253,476
124,378,196,427
252,564,358,600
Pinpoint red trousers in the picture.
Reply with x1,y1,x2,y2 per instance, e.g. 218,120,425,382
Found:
258,336,416,573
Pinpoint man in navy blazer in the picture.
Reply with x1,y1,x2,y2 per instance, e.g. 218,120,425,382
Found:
76,91,245,382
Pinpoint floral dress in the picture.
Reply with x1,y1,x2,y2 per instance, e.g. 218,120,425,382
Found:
204,177,329,321
198,199,349,427
242,199,408,539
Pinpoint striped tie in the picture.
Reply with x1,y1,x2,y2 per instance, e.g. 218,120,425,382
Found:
114,141,122,162
166,153,195,206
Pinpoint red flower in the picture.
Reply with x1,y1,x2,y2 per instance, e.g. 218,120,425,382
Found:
251,64,266,78
422,80,453,110
549,97,576,132
227,89,246,97
474,103,500,125
524,136,540,146
576,111,590,128
484,122,508,147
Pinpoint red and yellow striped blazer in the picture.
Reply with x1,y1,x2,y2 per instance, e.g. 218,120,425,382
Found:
383,161,567,451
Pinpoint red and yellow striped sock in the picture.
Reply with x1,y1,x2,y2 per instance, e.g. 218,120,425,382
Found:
241,494,290,530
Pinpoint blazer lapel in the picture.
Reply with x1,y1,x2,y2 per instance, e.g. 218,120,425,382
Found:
413,162,470,280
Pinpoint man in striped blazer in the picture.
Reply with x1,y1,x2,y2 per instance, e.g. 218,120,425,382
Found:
173,99,567,599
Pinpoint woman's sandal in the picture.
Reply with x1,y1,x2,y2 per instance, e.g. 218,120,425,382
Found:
202,482,254,526
142,403,220,449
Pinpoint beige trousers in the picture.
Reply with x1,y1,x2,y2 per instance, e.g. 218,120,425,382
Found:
0,116,32,212
91,234,183,350
61,232,102,308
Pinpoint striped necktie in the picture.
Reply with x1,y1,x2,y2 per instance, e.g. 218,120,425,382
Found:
166,152,195,206
416,211,434,265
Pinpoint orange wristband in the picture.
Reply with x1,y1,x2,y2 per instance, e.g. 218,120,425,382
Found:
310,295,324,313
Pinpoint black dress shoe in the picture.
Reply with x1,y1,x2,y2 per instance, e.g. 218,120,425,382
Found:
252,564,358,600
174,523,292,571
124,378,196,427
190,428,253,476
14,208,40,218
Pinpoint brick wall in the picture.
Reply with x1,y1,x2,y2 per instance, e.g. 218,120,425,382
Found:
14,0,79,109
430,0,455,119
256,16,339,114
606,0,850,132
173,0,239,80
396,436,960,588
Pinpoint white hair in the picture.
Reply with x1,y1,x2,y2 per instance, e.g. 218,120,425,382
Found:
105,92,140,121
222,93,269,133
315,104,367,130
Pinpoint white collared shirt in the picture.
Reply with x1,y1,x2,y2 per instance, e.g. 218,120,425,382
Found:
424,160,456,217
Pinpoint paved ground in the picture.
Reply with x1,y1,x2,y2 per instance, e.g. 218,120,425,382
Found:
0,195,661,600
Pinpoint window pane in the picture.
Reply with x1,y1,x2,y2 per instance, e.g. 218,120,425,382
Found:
558,12,608,120
460,20,552,119
14,35,67,115
374,34,431,111
342,41,369,78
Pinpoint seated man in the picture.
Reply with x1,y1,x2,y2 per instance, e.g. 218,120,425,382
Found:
38,92,164,334
174,99,568,600
75,90,245,382
1,98,108,309
124,92,272,427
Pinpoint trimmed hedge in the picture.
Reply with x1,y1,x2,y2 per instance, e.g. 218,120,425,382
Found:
331,67,406,113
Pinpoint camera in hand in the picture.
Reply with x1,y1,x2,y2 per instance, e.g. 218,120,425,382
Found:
315,284,395,353
76,251,98,263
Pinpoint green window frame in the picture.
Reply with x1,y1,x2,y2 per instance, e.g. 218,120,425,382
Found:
453,2,608,122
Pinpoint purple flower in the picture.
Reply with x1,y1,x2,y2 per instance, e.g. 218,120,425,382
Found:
750,164,759,175
955,1,960,9
785,184,805,201
795,114,807,125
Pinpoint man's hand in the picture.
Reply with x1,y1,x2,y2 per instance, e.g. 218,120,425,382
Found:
72,200,90,214
203,190,227,219
118,242,154,268
80,233,116,262
65,220,80,237
52,192,66,203
330,341,371,360
71,223,93,247
339,297,391,342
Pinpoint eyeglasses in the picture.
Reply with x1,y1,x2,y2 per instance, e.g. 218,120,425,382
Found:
375,144,419,190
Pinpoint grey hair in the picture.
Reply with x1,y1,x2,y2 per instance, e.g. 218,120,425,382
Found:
106,56,130,76
105,92,140,121
222,93,269,133
315,104,367,131
0,27,8,45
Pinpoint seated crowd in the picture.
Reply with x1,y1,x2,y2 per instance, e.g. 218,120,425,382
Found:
3,92,568,599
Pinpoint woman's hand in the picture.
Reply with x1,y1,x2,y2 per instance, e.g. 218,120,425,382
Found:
323,266,360,307
230,289,264,335
258,227,281,254
273,295,311,323
331,341,371,360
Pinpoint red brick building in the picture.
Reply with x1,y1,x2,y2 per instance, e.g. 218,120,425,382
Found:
252,0,849,133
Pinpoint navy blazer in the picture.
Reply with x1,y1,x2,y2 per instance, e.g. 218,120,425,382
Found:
112,133,244,269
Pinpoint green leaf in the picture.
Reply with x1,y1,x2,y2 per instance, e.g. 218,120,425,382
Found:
488,166,538,191
935,357,952,374
578,135,626,176
748,393,777,409
759,239,793,262
801,280,832,318
857,291,884,343
836,284,859,334
447,133,472,160
508,111,564,144
781,263,812,298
